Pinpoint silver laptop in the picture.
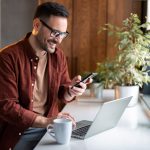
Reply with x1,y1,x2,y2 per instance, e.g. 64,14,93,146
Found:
140,94,150,111
72,96,132,139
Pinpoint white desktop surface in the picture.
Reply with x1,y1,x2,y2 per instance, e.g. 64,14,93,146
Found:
34,96,150,150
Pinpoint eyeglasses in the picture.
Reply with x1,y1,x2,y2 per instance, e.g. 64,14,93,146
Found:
40,19,69,39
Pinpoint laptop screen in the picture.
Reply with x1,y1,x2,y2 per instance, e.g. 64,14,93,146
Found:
142,66,150,95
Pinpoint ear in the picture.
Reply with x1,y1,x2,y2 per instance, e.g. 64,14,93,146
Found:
33,18,41,32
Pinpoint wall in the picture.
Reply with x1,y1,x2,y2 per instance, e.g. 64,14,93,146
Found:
0,0,38,48
147,0,150,30
38,0,143,77
0,0,1,46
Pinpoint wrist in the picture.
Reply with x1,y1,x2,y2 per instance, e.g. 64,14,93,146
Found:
32,115,52,128
64,88,75,101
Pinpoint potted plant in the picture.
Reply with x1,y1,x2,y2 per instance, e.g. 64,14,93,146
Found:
96,59,117,89
96,59,118,99
81,72,103,98
97,13,150,106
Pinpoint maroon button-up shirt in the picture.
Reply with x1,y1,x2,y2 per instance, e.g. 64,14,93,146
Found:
0,33,71,149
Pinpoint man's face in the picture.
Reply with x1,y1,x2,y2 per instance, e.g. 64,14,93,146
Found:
35,15,68,53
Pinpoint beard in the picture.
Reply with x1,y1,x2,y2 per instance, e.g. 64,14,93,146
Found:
36,33,58,54
46,39,58,53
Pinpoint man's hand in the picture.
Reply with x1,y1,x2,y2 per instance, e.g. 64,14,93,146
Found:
64,75,92,101
32,112,76,128
57,112,76,127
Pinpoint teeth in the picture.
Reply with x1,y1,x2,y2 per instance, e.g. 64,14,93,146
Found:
48,42,56,48
49,42,55,45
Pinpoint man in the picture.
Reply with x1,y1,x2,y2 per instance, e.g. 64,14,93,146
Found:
0,2,89,150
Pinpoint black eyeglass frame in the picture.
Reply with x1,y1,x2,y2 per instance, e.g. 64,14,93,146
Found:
40,19,69,39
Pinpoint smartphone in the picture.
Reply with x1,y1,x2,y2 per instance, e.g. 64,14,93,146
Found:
72,72,98,88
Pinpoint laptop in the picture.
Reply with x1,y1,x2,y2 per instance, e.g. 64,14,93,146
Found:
140,95,150,110
72,96,132,139
139,80,150,117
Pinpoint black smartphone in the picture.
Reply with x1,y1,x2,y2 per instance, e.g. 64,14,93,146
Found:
72,72,98,88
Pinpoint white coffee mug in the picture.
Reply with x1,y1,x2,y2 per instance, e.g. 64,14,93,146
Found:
47,118,72,144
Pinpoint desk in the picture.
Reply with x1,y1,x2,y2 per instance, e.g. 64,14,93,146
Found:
34,98,150,150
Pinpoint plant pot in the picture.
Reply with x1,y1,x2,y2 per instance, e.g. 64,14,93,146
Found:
102,89,115,100
90,83,103,99
115,85,139,107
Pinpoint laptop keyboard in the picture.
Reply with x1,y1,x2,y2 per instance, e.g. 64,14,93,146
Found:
72,120,92,139
72,124,90,137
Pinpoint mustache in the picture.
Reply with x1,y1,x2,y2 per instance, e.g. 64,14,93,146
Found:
48,39,58,44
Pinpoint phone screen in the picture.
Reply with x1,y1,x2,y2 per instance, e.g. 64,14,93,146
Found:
72,73,98,88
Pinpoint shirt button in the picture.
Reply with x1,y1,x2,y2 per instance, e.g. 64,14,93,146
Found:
32,83,34,86
30,59,33,62
19,132,21,135
35,57,39,60
34,66,37,70
31,99,34,102
9,148,12,150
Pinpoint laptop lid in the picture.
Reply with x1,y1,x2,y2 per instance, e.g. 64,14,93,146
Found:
84,96,132,139
140,94,150,110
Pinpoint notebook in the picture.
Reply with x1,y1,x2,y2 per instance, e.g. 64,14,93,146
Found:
72,96,132,139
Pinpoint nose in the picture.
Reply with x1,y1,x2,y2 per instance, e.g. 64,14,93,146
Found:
54,36,63,44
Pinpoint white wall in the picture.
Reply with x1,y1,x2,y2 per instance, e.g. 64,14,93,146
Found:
0,0,38,48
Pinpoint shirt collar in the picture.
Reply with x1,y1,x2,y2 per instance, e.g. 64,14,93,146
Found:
22,32,59,59
22,32,38,60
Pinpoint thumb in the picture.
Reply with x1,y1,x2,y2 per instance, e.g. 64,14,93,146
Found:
72,75,82,85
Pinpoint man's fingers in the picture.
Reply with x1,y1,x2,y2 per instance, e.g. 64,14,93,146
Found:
57,112,76,127
72,75,82,86
86,78,93,84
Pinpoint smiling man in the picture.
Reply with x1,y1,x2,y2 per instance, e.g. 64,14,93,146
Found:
0,2,88,150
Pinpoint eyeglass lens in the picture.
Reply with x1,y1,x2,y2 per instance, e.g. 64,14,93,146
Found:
40,19,69,39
